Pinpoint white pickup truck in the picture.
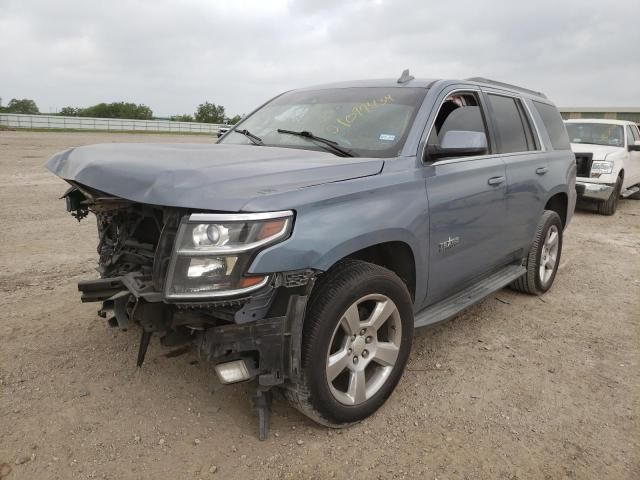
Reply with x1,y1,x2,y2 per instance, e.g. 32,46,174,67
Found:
566,119,640,215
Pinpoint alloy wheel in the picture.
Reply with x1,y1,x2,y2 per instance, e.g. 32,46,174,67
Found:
325,294,402,406
539,225,559,285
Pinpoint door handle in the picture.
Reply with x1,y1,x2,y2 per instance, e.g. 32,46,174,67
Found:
535,167,549,175
487,176,505,186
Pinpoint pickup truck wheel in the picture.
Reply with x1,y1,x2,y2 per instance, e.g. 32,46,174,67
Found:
597,176,622,215
510,210,563,295
289,259,413,426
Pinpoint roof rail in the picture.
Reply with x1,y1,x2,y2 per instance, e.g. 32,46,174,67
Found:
465,77,547,99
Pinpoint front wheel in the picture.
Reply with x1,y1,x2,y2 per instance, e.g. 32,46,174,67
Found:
288,260,413,426
510,210,563,295
597,176,622,215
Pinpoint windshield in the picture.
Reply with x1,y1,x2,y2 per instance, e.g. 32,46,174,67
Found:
565,123,625,147
219,87,427,158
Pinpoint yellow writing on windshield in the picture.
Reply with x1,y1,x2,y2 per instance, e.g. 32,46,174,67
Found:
331,95,393,134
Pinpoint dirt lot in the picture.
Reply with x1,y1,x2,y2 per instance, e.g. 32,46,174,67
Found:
0,130,639,480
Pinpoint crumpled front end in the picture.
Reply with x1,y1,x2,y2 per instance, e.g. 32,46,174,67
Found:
63,181,315,391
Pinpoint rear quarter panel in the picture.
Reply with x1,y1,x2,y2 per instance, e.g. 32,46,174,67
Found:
528,100,577,229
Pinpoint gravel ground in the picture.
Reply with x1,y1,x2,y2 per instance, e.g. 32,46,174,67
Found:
0,130,639,480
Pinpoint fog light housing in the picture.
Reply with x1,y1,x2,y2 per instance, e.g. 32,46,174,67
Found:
214,360,250,384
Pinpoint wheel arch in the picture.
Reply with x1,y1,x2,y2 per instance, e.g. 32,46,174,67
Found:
310,230,422,303
544,192,568,228
344,241,416,301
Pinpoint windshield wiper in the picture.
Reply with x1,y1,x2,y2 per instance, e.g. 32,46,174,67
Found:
277,129,354,157
232,129,263,146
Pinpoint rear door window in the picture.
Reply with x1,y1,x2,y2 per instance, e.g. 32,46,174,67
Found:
533,101,571,150
487,94,537,153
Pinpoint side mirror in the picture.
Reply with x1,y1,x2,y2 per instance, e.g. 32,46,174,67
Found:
425,130,488,161
628,140,640,152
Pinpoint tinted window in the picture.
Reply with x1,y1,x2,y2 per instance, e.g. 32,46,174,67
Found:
631,125,640,142
487,94,536,153
219,87,427,158
518,102,538,150
533,101,571,150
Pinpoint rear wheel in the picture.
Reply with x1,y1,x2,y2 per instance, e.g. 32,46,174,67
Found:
510,210,563,295
287,260,413,426
597,176,622,215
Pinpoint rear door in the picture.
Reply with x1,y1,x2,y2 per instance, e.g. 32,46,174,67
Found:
484,91,549,255
422,88,510,306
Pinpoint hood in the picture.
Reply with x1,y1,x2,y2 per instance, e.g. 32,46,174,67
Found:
47,143,384,211
570,143,624,160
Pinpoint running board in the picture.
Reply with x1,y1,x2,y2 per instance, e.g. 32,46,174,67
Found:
414,264,526,329
620,186,639,198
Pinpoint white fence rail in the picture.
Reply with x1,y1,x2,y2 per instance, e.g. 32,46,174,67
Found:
0,113,223,134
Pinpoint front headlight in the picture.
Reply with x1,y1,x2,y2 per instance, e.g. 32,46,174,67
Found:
590,160,614,175
165,211,293,299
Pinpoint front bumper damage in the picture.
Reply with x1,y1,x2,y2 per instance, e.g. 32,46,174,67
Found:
78,270,316,440
77,271,314,383
575,180,615,202
58,181,319,439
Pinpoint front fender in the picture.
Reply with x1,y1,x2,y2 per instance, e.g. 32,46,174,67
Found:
248,168,429,306
604,151,627,180
309,228,420,272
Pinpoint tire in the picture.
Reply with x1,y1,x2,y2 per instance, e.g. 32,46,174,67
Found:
510,210,563,295
597,176,622,215
287,259,413,426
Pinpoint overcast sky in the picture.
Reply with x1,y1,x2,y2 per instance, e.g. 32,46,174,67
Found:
1,0,639,117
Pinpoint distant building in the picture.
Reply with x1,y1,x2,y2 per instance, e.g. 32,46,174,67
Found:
559,107,640,123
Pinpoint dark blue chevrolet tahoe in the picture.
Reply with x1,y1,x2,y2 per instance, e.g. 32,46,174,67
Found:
48,72,577,439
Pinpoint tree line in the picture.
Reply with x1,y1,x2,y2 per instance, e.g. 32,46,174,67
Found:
0,97,242,124
0,98,40,115
171,102,241,124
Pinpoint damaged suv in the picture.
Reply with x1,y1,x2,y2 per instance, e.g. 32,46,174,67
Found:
48,73,576,439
